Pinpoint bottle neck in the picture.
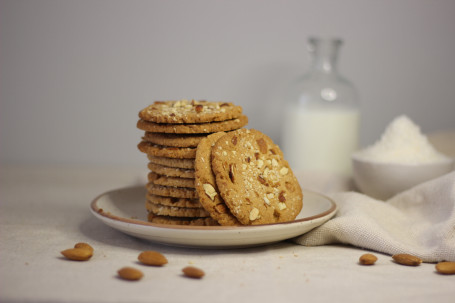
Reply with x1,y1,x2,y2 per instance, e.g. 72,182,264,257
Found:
308,38,342,74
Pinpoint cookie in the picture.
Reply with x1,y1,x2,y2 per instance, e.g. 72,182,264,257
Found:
138,141,196,159
139,100,243,124
146,202,210,218
146,183,197,199
148,172,195,188
147,213,219,226
147,155,195,169
136,115,248,134
147,162,195,178
143,132,206,148
195,132,241,226
146,194,201,208
211,129,303,225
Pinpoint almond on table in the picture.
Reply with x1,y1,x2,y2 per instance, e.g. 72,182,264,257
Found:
182,266,205,279
61,248,93,261
117,267,143,281
392,254,422,266
359,253,378,265
74,242,94,254
138,251,168,266
435,262,455,275
60,242,94,261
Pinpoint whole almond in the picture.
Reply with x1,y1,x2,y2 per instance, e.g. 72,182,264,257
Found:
435,261,455,275
359,253,378,265
182,266,205,279
194,104,204,113
117,267,143,281
74,242,94,254
138,251,168,266
392,254,422,266
61,248,93,261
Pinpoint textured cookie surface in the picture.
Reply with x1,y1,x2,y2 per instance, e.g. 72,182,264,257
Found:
137,115,248,134
139,100,243,124
143,132,206,148
211,129,303,225
148,172,195,188
147,214,219,226
146,202,210,218
146,194,201,208
146,183,197,199
138,141,196,159
195,132,241,226
148,162,195,178
147,155,195,169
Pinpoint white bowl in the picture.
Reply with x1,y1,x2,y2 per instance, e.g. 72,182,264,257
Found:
352,155,454,200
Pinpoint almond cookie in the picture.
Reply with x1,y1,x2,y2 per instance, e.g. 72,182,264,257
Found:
142,132,206,148
146,183,198,199
211,129,303,225
148,162,195,178
147,213,219,226
136,115,248,134
195,132,241,226
146,202,211,218
148,172,195,188
147,155,195,169
139,100,243,124
146,194,202,208
138,141,196,159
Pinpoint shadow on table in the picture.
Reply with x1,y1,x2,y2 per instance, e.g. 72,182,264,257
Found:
78,214,297,256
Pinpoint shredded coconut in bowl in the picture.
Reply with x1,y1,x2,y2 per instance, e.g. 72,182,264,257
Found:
354,115,451,164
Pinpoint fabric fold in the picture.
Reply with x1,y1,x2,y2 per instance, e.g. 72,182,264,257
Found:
293,171,455,263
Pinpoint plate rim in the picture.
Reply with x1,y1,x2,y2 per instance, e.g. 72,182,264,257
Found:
90,185,337,231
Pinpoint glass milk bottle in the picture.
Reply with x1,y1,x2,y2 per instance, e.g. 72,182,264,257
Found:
282,37,360,176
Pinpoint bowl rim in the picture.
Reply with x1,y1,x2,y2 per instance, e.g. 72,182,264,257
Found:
351,153,454,167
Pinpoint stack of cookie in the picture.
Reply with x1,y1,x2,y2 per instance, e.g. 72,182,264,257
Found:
136,99,248,226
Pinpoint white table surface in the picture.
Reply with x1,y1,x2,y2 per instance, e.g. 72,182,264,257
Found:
1,165,454,303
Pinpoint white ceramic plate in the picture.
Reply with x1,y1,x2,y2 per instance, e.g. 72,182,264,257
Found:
90,186,337,248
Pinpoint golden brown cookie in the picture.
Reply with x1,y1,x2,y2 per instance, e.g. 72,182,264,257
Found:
147,155,195,169
143,132,206,148
146,183,198,199
195,132,241,226
211,129,303,225
147,162,195,178
139,100,243,124
136,115,248,134
138,141,196,159
146,194,202,208
146,202,210,218
147,213,219,226
148,172,195,188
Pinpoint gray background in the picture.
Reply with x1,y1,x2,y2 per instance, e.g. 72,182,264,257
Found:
1,0,454,168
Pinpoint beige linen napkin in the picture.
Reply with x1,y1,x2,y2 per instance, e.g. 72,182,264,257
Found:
293,171,455,263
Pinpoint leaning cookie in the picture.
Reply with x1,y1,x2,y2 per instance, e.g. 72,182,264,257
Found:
139,100,243,124
211,129,303,225
194,132,241,226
